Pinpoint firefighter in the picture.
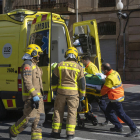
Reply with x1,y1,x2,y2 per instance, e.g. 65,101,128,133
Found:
51,47,86,140
101,63,140,137
9,44,45,140
81,56,109,126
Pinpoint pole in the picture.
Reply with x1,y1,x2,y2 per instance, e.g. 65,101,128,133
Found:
2,0,5,13
76,0,78,22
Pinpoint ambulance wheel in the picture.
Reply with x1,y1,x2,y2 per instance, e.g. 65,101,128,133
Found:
0,99,7,120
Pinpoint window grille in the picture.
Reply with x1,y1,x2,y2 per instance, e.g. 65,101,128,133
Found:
98,22,116,35
98,0,116,8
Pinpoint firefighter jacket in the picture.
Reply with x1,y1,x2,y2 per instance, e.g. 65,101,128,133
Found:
101,69,124,102
85,62,99,75
21,59,43,101
52,61,86,97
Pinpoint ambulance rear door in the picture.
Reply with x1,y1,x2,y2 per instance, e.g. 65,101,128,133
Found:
73,20,102,72
0,21,21,92
29,13,52,102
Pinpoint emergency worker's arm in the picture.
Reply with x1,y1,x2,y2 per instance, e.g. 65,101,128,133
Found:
78,67,86,97
101,78,112,96
89,65,99,75
52,65,59,91
22,64,38,97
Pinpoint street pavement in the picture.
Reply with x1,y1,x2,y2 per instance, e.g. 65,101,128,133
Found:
0,81,140,140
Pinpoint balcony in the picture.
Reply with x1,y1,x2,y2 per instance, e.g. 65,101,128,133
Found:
13,0,75,14
98,0,116,8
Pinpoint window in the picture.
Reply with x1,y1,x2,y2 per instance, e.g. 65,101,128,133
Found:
98,22,116,35
0,0,2,14
30,23,68,66
30,30,49,66
98,0,116,8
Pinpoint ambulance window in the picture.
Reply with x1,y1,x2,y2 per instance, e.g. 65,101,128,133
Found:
30,30,49,67
75,25,90,35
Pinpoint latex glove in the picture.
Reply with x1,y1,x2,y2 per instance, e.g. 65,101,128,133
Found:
79,96,84,101
33,96,40,102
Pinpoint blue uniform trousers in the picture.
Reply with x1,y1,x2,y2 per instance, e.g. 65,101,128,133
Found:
106,101,136,130
98,98,108,121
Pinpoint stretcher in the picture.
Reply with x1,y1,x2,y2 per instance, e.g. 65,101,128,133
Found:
77,74,105,128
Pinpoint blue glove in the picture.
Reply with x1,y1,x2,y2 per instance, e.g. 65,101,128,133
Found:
79,96,84,101
33,96,40,102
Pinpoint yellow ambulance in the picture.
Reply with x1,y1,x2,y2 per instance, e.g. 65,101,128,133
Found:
0,9,102,119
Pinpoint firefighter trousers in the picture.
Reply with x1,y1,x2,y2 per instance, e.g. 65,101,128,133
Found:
10,98,45,140
52,93,79,135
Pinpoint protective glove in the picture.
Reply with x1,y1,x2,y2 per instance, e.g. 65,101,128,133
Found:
79,96,84,101
32,96,40,109
33,96,40,102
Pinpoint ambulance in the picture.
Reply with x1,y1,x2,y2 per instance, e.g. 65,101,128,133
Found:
0,9,102,119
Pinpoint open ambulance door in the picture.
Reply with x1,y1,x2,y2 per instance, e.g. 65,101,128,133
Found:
29,13,52,103
73,20,102,72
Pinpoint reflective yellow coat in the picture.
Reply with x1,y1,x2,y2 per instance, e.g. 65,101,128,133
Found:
85,62,99,75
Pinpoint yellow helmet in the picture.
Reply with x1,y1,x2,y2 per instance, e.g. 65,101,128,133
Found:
65,47,78,59
26,44,43,57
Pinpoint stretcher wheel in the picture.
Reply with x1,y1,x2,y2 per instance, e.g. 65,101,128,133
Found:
91,116,98,126
78,119,85,128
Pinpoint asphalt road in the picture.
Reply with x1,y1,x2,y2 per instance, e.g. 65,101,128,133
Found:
0,85,140,140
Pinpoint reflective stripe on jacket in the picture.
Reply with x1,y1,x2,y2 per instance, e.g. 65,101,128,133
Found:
52,61,86,96
85,62,99,75
101,69,124,102
21,60,43,101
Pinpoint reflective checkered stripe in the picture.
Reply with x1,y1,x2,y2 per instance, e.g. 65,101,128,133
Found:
11,119,27,135
31,133,42,140
66,124,76,133
32,13,51,24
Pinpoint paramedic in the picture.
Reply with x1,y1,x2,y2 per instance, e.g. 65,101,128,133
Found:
51,47,86,140
9,44,45,140
101,63,140,137
81,56,109,126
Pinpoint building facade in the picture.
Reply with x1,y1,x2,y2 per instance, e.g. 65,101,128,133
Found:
2,0,140,81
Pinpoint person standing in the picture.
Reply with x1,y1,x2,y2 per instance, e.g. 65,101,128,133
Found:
81,56,109,126
51,47,86,140
9,44,45,140
101,63,140,137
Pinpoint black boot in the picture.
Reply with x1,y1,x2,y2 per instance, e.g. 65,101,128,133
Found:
125,128,140,137
9,127,18,140
110,127,124,132
101,120,108,126
67,135,74,140
50,132,60,139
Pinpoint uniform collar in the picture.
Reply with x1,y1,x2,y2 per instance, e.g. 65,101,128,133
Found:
105,69,113,77
85,62,91,68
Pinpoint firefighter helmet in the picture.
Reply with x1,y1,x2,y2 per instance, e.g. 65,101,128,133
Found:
65,47,78,59
26,44,43,57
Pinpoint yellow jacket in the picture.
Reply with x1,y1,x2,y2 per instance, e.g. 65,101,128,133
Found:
85,62,99,75
101,69,124,102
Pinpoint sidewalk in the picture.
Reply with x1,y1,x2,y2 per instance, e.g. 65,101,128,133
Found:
123,80,140,89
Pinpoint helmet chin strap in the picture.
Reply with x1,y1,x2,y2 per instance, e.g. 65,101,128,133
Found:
32,56,39,63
